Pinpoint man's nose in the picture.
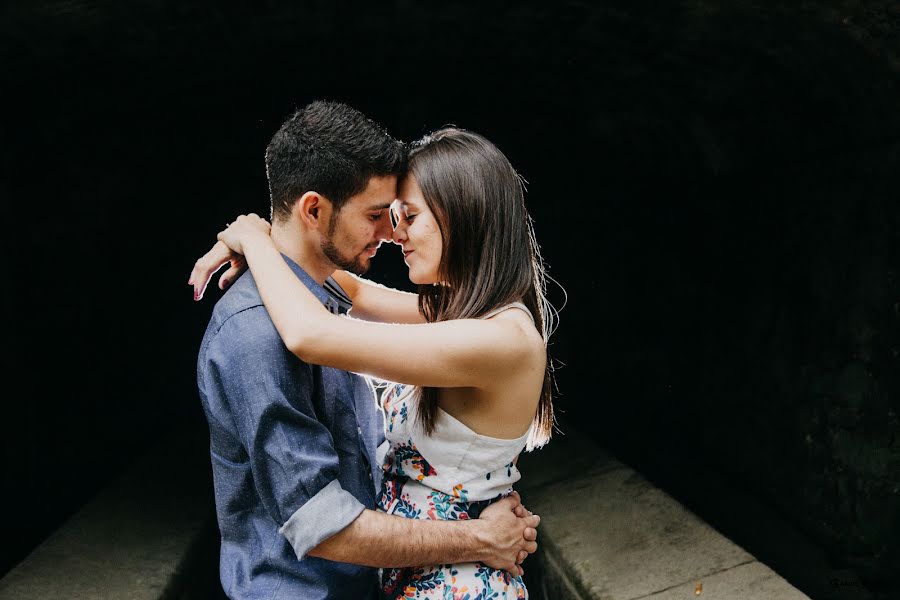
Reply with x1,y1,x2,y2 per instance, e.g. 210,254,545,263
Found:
375,214,393,242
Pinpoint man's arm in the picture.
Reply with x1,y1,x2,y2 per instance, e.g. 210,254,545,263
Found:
309,493,539,575
208,314,369,557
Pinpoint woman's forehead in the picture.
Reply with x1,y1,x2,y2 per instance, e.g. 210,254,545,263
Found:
395,187,424,208
398,173,423,197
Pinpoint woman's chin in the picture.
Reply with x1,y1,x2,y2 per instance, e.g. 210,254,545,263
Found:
407,271,438,286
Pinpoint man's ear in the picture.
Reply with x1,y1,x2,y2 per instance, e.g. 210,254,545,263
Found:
294,191,333,231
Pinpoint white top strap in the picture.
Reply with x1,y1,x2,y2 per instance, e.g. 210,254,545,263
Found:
480,301,534,324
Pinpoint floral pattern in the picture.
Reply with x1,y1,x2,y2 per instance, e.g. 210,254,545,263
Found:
377,384,529,599
383,563,527,600
391,441,438,481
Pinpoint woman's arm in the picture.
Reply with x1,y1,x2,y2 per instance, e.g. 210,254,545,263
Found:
331,271,425,324
221,215,539,389
187,240,423,324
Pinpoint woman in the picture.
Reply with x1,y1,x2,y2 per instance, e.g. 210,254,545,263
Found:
194,128,555,599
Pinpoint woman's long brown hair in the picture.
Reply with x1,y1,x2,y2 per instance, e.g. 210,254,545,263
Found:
408,127,557,450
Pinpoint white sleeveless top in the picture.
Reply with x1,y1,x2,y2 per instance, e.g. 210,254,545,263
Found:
377,302,535,511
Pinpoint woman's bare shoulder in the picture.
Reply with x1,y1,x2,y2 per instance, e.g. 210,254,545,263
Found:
485,308,547,371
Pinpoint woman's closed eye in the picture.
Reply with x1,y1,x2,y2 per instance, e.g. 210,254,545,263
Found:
390,204,416,227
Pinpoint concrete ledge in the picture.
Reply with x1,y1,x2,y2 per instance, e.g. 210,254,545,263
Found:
0,428,218,600
517,426,811,600
2,422,813,600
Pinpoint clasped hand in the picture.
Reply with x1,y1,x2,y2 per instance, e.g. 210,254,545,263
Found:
216,213,271,255
479,491,540,576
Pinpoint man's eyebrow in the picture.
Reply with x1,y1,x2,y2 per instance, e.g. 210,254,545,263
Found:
366,202,392,211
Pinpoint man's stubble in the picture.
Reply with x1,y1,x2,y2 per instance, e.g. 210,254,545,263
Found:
320,211,371,276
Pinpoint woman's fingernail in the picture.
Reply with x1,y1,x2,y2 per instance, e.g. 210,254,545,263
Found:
221,279,230,289
194,290,200,301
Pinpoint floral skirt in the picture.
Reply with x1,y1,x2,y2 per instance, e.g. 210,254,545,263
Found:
378,475,528,600
381,563,527,600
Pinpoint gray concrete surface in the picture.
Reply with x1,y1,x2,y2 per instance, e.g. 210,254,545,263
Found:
517,428,811,600
0,430,215,600
2,421,813,600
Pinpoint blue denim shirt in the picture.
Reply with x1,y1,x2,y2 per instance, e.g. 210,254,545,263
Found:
197,256,385,599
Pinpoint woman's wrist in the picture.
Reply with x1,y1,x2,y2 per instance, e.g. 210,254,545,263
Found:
241,230,275,255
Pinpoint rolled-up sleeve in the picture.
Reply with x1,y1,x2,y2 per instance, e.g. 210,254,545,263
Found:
278,479,366,558
206,311,365,558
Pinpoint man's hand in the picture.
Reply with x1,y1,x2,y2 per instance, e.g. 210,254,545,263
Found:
477,491,540,576
512,499,536,566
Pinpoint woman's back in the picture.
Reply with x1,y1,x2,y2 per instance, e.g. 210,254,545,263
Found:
436,302,547,441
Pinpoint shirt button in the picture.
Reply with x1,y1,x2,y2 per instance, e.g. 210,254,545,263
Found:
357,426,362,435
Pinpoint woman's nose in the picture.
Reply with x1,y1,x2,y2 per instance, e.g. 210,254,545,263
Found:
392,222,406,244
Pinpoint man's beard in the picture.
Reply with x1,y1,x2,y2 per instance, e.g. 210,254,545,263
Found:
321,237,370,275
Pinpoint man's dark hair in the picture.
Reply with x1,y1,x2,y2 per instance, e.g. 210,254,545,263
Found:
265,100,407,222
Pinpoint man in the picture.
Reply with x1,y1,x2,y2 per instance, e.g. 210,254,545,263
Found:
190,101,539,599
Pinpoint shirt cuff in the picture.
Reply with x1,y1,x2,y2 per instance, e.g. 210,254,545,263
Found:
278,478,366,559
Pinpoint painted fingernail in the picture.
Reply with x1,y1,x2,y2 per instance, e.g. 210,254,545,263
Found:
221,279,230,289
194,290,200,301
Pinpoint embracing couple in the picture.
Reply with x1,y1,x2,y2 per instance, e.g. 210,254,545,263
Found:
189,100,555,599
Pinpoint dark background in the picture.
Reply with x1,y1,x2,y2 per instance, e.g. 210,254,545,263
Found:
2,1,899,599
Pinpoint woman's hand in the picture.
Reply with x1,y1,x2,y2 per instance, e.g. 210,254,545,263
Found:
188,214,270,301
216,213,272,255
188,241,246,301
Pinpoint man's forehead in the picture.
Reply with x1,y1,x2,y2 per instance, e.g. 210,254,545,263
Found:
352,175,398,210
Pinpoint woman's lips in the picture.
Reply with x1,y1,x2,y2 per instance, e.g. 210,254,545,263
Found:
403,250,414,259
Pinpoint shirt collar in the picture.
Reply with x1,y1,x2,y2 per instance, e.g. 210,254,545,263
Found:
280,254,343,315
